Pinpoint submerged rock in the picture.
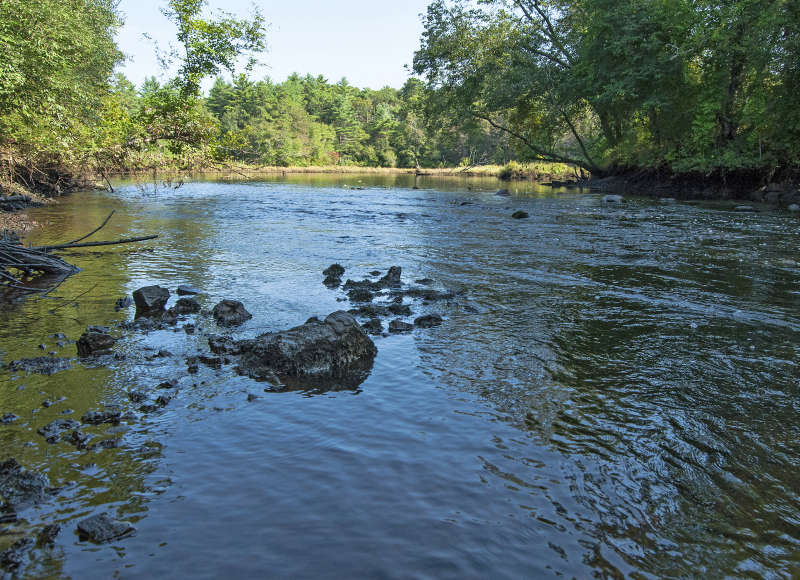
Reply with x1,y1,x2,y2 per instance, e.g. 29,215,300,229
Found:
37,419,81,443
323,264,345,278
388,319,414,333
414,314,443,328
133,285,170,319
7,357,71,375
0,538,33,572
76,513,135,544
0,459,49,510
511,210,529,219
208,335,252,355
343,266,403,292
212,300,252,327
602,194,624,203
176,284,202,296
361,318,383,335
237,311,377,384
0,414,19,424
496,189,510,196
114,296,133,311
81,409,121,425
173,297,201,314
347,288,374,303
77,328,117,357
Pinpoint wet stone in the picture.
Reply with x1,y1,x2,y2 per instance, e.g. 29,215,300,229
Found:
414,314,443,328
511,210,529,219
155,395,172,408
322,264,345,278
77,329,117,357
37,419,81,444
361,318,383,335
128,390,148,403
63,430,89,449
0,538,33,572
176,284,202,296
133,285,170,319
7,357,71,376
114,296,133,311
347,288,374,303
174,297,201,314
388,319,414,333
388,303,412,317
76,513,135,544
0,459,49,509
37,524,60,547
237,311,377,383
0,414,19,424
81,409,121,425
212,300,252,327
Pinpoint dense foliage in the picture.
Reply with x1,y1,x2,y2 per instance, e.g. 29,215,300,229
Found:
2,0,798,193
413,0,800,175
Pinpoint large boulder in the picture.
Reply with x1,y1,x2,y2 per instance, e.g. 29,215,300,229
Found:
212,300,252,327
237,311,377,386
133,285,170,319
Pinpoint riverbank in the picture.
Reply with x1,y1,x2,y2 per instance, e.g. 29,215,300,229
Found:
590,168,800,207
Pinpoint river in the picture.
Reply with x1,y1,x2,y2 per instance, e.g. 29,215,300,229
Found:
1,174,798,578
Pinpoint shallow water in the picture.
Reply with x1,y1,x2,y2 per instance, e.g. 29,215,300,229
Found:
1,174,798,578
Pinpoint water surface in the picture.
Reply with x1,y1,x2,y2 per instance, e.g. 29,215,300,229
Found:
1,174,798,578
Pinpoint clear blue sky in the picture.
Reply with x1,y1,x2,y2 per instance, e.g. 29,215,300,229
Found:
115,0,433,91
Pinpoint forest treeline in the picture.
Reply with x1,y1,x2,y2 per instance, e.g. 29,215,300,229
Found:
1,0,799,194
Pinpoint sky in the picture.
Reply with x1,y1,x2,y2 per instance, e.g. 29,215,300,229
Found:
115,0,433,91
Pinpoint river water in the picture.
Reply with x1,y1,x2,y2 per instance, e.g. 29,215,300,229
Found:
1,174,798,578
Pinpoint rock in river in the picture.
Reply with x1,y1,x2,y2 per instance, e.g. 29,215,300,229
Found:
173,297,201,314
77,328,117,357
0,458,49,510
7,357,71,375
37,419,80,443
237,311,377,384
212,300,252,327
76,513,135,544
176,284,202,296
133,285,170,319
511,210,529,219
388,319,414,333
414,314,443,328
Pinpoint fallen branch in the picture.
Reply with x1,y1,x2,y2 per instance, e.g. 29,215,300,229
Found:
66,210,115,245
33,234,159,252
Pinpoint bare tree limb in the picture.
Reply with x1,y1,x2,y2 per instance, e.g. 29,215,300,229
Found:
560,110,599,171
33,235,159,252
65,210,116,245
471,111,593,170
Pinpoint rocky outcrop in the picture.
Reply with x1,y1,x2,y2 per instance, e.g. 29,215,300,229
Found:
212,300,252,327
133,285,170,319
236,311,377,386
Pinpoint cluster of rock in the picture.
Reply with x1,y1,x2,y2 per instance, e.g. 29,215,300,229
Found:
320,264,450,337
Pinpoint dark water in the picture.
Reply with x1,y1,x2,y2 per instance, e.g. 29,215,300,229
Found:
1,174,799,578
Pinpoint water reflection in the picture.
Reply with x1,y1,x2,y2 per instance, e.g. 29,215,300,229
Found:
0,176,798,577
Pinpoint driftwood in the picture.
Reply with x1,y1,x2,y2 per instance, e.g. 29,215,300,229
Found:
0,211,158,295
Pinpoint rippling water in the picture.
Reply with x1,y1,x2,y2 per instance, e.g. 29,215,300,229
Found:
1,174,798,578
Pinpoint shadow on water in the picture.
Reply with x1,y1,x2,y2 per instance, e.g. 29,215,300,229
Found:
0,174,798,577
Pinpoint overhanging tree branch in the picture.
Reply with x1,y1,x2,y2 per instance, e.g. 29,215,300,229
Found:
471,111,595,171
